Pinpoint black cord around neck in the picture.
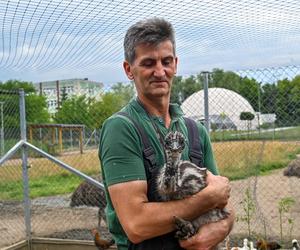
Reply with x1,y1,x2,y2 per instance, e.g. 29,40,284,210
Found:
136,97,167,160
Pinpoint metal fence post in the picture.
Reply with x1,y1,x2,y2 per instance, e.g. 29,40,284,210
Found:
202,71,210,132
0,101,5,156
19,89,32,241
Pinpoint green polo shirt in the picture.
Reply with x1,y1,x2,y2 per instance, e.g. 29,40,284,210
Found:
99,98,218,249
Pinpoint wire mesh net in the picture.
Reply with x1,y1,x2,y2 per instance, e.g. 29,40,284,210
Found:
0,89,20,157
0,69,299,248
1,0,300,249
0,156,25,247
1,0,300,82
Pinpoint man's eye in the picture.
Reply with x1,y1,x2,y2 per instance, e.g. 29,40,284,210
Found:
141,60,154,67
163,59,173,66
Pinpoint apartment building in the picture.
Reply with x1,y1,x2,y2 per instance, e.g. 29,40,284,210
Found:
35,78,104,114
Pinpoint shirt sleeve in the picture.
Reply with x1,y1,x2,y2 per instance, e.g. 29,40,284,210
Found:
197,123,219,175
99,116,147,186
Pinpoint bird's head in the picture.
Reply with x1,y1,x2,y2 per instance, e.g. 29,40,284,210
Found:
164,131,185,155
256,240,266,249
292,239,299,247
91,228,98,236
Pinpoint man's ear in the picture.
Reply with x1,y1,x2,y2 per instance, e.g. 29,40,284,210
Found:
123,61,134,80
174,56,178,75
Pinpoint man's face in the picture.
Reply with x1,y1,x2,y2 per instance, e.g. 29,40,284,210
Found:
123,40,178,99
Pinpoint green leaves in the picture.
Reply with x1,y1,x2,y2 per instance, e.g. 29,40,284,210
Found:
241,187,256,237
54,82,135,129
278,196,295,243
170,75,201,104
0,80,50,128
278,197,295,214
240,112,255,121
0,79,36,93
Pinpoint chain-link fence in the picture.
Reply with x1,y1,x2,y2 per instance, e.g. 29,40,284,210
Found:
0,66,299,249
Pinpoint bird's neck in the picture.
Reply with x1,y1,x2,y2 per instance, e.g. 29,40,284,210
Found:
164,150,181,177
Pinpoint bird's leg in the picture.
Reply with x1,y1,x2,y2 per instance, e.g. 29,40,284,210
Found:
98,207,106,229
174,216,197,240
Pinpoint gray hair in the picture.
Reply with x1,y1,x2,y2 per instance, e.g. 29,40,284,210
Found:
124,18,176,64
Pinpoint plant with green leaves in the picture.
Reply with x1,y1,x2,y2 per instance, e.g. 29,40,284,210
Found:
278,197,295,243
288,218,294,242
239,187,256,237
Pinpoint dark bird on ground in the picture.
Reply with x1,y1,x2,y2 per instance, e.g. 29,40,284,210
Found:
283,158,300,177
70,176,107,226
256,240,281,250
156,131,229,240
91,228,115,250
292,239,300,250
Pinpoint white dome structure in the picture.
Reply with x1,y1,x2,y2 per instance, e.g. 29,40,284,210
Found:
181,88,258,131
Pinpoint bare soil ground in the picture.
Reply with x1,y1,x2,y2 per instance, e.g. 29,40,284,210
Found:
1,167,299,249
230,167,300,246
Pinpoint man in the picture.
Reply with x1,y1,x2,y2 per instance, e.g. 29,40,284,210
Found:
99,18,234,250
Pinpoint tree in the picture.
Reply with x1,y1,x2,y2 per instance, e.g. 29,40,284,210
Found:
0,79,36,93
26,94,50,124
208,69,260,111
209,68,241,91
261,83,278,114
170,76,183,104
276,78,297,126
111,82,135,106
60,87,68,105
54,95,94,128
238,77,260,111
89,92,126,129
0,80,50,130
240,112,255,137
181,75,202,101
170,75,202,104
54,82,134,130
87,82,136,129
290,76,300,125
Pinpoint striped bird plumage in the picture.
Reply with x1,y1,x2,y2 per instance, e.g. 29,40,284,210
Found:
156,131,229,240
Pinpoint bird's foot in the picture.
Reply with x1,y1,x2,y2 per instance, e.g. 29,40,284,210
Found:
174,216,197,240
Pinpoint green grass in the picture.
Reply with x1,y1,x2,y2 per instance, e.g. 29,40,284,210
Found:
0,138,299,200
0,170,99,200
221,161,289,181
210,126,300,142
1,154,294,200
214,140,299,180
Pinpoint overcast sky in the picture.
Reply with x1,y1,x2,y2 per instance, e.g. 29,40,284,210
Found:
1,0,300,84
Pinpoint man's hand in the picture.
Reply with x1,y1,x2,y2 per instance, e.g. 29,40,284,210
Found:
179,220,228,250
205,172,231,209
179,203,235,250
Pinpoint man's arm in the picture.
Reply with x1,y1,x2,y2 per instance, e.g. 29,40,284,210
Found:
108,171,230,244
179,202,235,250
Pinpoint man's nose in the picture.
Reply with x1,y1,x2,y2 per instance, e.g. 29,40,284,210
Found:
153,62,166,77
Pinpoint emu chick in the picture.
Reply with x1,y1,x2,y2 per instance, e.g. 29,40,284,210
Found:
156,131,229,240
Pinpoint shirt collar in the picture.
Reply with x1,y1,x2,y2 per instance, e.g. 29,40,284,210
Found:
129,97,184,120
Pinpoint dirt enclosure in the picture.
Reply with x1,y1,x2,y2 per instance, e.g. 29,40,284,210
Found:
1,168,300,249
230,168,300,241
0,196,111,248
